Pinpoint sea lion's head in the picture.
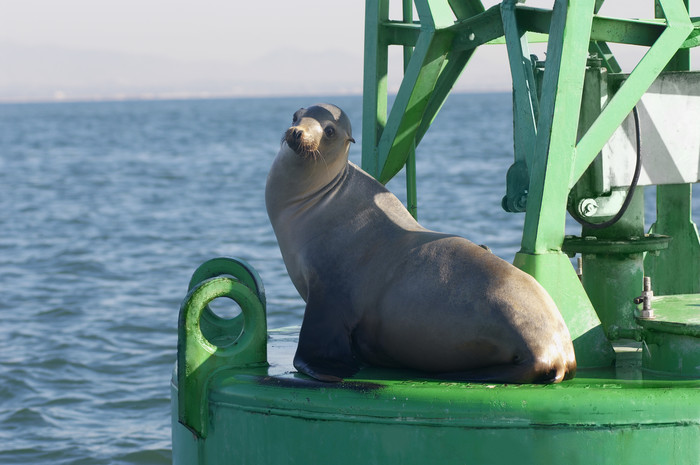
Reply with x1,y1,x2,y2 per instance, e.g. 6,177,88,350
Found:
267,104,356,209
283,103,355,162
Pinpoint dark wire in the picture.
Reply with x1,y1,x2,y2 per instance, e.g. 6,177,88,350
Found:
573,106,642,230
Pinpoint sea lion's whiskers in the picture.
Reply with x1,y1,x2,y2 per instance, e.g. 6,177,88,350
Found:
313,149,328,168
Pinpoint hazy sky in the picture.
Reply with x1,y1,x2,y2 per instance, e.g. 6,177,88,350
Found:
0,1,696,101
0,0,363,63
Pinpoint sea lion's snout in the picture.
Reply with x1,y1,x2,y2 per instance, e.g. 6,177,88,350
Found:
284,126,320,158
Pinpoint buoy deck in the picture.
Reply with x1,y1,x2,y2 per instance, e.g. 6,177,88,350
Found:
172,327,700,465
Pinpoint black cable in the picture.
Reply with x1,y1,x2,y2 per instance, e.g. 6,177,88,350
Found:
573,105,642,230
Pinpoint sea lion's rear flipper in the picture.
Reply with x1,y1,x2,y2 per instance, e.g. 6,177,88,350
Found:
435,359,570,385
293,299,359,383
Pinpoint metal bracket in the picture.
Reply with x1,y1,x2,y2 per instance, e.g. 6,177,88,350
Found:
177,257,268,438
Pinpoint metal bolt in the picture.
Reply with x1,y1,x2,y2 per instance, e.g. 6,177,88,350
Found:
578,198,598,217
634,276,655,319
462,30,476,42
576,257,583,280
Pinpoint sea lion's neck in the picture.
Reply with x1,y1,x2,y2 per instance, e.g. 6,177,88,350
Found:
308,161,348,199
266,146,349,220
286,162,348,217
304,155,348,197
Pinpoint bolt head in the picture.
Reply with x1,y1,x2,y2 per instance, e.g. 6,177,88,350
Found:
578,198,599,217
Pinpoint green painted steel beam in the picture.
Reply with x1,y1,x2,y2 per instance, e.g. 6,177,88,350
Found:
375,31,452,183
515,6,699,49
374,0,460,184
684,17,700,47
656,0,692,70
514,0,615,367
382,21,422,47
414,0,456,30
502,0,539,170
415,47,477,145
447,0,484,18
517,8,668,46
380,7,700,52
521,0,596,254
362,0,389,177
415,0,485,145
501,0,540,214
366,1,496,184
449,5,506,51
486,32,548,45
377,5,502,51
403,0,418,219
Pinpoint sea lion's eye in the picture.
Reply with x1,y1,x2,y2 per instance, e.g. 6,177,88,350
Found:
292,114,298,123
324,126,336,138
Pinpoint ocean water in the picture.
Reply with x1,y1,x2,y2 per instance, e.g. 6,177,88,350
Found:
0,94,697,464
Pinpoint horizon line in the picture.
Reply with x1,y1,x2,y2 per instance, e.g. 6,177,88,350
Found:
0,88,512,105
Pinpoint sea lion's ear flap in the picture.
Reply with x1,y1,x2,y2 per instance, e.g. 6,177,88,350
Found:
348,137,356,144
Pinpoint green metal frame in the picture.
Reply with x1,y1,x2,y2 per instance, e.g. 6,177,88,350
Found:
361,0,700,367
362,0,699,188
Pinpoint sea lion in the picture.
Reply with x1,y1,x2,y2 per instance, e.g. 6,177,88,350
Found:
265,103,576,384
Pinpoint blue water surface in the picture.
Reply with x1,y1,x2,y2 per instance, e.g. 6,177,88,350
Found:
0,94,697,464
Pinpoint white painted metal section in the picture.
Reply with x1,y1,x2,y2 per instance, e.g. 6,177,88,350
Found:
602,72,700,188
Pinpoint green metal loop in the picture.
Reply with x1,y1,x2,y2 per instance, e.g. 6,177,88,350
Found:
178,272,268,438
188,257,266,302
188,257,266,346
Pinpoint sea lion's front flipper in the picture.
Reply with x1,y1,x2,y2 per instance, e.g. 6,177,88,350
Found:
293,299,359,382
